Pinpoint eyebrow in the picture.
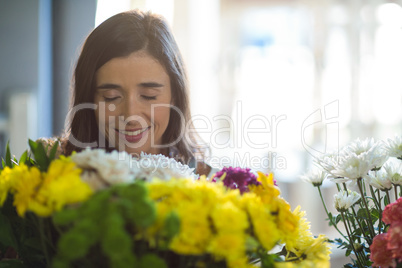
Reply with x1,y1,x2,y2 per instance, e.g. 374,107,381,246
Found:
96,82,164,90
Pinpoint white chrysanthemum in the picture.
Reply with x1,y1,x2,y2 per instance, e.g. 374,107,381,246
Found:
314,151,340,178
334,189,361,212
130,152,198,181
342,137,388,170
383,159,402,186
364,169,392,191
384,135,402,159
71,148,134,188
331,153,371,180
300,168,327,187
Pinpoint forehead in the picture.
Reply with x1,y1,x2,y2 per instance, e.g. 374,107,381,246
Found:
96,51,170,82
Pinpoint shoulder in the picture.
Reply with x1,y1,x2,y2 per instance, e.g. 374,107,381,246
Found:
196,161,220,178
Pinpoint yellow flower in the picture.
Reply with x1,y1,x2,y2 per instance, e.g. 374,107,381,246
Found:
282,207,331,266
207,233,247,267
34,156,93,216
211,201,249,233
0,167,14,205
9,164,43,216
169,201,213,255
248,201,281,250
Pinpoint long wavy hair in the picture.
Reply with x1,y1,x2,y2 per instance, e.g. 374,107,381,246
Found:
64,10,204,164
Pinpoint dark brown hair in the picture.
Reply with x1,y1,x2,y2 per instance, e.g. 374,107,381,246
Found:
64,10,203,164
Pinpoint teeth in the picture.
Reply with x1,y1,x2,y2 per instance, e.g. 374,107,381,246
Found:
119,128,148,136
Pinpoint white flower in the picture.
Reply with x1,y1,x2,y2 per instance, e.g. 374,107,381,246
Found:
342,137,388,170
383,159,402,186
71,148,134,188
334,189,361,212
300,168,327,187
384,135,402,159
364,169,392,191
331,153,371,180
314,151,340,178
130,152,198,181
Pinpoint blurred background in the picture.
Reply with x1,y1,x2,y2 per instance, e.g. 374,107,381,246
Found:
1,0,401,265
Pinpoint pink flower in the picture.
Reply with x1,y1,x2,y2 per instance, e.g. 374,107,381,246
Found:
387,222,402,263
382,197,402,225
370,233,397,268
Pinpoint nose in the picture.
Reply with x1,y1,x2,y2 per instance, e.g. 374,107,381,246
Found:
120,96,144,126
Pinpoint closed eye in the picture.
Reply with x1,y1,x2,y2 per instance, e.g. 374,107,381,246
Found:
104,96,120,102
141,95,157,100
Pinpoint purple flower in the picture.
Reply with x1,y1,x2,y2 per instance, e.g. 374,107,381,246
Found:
214,167,261,194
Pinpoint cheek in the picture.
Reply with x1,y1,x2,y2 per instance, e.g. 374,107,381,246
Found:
152,106,171,129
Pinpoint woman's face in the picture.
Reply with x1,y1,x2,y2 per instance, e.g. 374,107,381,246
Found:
94,50,172,155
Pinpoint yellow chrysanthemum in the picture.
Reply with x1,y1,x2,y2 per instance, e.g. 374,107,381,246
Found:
246,199,281,250
0,166,14,205
283,207,331,266
207,233,247,267
169,201,213,254
211,201,249,233
34,156,93,216
275,259,330,268
9,164,43,216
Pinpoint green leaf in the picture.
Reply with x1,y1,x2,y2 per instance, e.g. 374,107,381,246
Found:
162,212,180,241
5,141,13,168
0,211,18,249
0,259,26,268
48,142,59,162
18,150,28,165
52,209,79,226
57,231,92,261
138,254,167,268
28,140,49,172
384,194,390,206
129,200,156,228
336,214,342,224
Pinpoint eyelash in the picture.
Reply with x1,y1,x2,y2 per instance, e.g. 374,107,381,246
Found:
142,95,157,100
104,97,120,102
103,96,156,102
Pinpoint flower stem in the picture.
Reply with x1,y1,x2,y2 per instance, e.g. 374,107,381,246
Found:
386,190,391,204
395,186,398,202
369,185,380,211
341,212,364,268
317,186,347,240
357,178,375,240
350,206,363,244
377,190,383,234
38,217,51,267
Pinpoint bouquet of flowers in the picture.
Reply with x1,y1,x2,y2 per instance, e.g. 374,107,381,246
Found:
301,135,402,268
0,140,331,268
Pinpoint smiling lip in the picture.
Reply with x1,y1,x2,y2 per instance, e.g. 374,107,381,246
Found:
115,127,150,142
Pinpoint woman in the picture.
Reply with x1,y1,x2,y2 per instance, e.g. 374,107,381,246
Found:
49,10,213,176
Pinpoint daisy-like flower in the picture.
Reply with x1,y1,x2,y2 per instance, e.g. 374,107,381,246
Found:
364,169,392,191
130,152,198,181
71,148,134,190
300,168,327,187
334,189,361,212
314,151,340,178
331,153,371,181
383,159,402,186
385,135,402,159
342,137,388,171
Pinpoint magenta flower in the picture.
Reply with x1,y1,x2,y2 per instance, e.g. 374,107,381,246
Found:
388,222,402,262
213,167,261,194
382,197,402,225
370,233,397,268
